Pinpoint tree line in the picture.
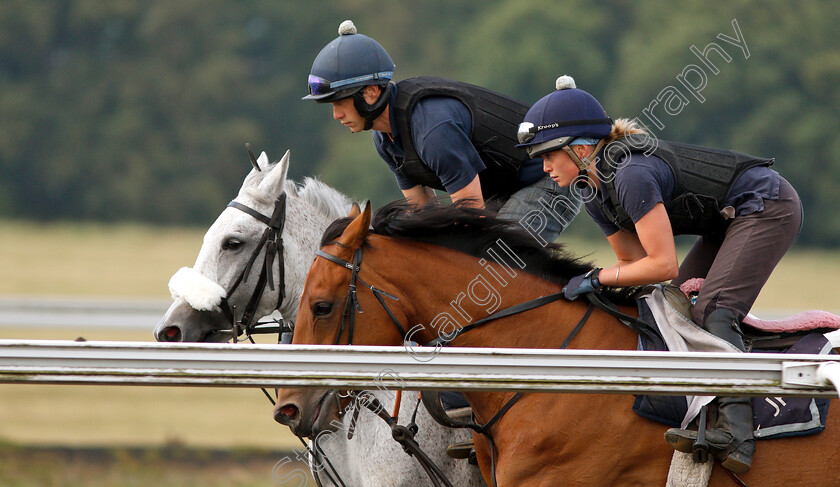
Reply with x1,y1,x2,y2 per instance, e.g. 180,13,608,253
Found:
1,0,838,246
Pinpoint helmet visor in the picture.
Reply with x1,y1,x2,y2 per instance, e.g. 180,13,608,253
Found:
524,136,576,159
308,75,334,97
517,121,565,144
517,122,537,144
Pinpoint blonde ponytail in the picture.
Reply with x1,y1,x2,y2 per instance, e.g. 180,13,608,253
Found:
606,118,648,143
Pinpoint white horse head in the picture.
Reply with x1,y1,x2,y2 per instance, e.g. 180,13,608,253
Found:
154,149,353,342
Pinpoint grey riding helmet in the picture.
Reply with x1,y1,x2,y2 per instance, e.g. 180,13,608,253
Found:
516,76,613,158
303,20,395,103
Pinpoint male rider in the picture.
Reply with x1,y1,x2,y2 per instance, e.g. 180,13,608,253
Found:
303,20,581,246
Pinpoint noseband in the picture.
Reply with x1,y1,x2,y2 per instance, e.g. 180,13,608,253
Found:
217,192,291,342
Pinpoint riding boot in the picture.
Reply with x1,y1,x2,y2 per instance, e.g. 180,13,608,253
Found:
664,308,756,474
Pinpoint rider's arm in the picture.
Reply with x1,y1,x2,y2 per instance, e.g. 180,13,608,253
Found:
402,185,436,207
449,175,484,208
413,98,486,201
599,203,679,287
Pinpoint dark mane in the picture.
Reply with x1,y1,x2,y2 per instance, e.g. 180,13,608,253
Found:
321,200,638,305
320,216,354,247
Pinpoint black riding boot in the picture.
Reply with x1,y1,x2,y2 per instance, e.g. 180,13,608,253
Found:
664,308,756,474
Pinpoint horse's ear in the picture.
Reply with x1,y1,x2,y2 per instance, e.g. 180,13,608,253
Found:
348,202,361,218
257,151,269,170
257,149,291,196
337,201,371,249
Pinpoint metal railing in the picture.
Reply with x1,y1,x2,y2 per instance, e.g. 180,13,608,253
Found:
2,339,839,398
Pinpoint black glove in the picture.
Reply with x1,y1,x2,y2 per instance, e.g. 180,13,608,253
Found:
562,268,602,300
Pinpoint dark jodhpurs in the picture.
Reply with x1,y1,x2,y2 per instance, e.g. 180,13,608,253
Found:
672,177,802,325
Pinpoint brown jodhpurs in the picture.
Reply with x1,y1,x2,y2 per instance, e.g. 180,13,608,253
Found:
672,177,803,325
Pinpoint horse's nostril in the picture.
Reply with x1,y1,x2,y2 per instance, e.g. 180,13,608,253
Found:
274,404,299,424
160,326,182,342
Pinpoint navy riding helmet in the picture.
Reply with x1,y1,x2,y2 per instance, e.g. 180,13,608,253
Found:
517,76,613,158
303,20,395,130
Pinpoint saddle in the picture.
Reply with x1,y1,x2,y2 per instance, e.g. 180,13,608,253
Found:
633,283,837,439
679,278,840,347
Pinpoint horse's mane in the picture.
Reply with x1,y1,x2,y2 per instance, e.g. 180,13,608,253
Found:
288,177,353,221
240,161,353,220
322,200,638,305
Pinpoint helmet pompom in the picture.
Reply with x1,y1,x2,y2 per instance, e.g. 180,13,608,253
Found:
555,75,576,91
338,20,357,35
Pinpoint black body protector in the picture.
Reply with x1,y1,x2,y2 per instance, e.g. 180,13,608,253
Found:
598,134,774,236
392,77,532,200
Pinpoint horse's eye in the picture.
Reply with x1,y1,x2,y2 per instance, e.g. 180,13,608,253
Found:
222,238,243,251
313,302,333,317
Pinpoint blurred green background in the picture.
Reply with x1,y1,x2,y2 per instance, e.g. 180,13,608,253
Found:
2,0,839,245
1,1,839,485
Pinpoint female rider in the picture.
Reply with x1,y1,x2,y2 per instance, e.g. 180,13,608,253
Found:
516,75,803,474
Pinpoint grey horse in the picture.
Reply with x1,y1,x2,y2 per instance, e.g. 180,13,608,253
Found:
154,149,484,486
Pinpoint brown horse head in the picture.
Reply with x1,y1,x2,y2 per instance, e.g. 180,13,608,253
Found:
274,201,601,437
274,203,408,436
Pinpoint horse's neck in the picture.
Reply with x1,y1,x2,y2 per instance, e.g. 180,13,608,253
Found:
370,240,642,424
279,194,352,322
373,242,637,350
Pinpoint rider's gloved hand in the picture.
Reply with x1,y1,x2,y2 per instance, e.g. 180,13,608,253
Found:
562,268,603,300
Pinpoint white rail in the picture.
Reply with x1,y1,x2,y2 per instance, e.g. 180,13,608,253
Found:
0,339,838,397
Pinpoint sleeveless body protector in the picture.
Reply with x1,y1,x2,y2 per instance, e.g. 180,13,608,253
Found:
598,135,774,236
392,76,532,200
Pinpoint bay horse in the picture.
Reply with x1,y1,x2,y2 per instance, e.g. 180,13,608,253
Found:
277,201,840,486
153,149,484,486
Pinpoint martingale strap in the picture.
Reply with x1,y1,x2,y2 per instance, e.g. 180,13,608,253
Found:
353,392,456,487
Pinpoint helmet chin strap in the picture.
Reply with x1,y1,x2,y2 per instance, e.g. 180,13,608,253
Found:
353,82,393,130
563,139,607,190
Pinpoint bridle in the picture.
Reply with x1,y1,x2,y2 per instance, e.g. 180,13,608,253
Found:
215,192,292,342
315,247,402,345
314,246,580,348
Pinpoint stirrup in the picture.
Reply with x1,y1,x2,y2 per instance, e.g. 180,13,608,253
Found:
692,405,710,463
445,440,474,460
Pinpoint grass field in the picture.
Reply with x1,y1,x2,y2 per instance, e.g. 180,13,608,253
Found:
2,219,838,308
0,444,313,487
0,220,205,298
1,218,839,484
0,325,301,451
